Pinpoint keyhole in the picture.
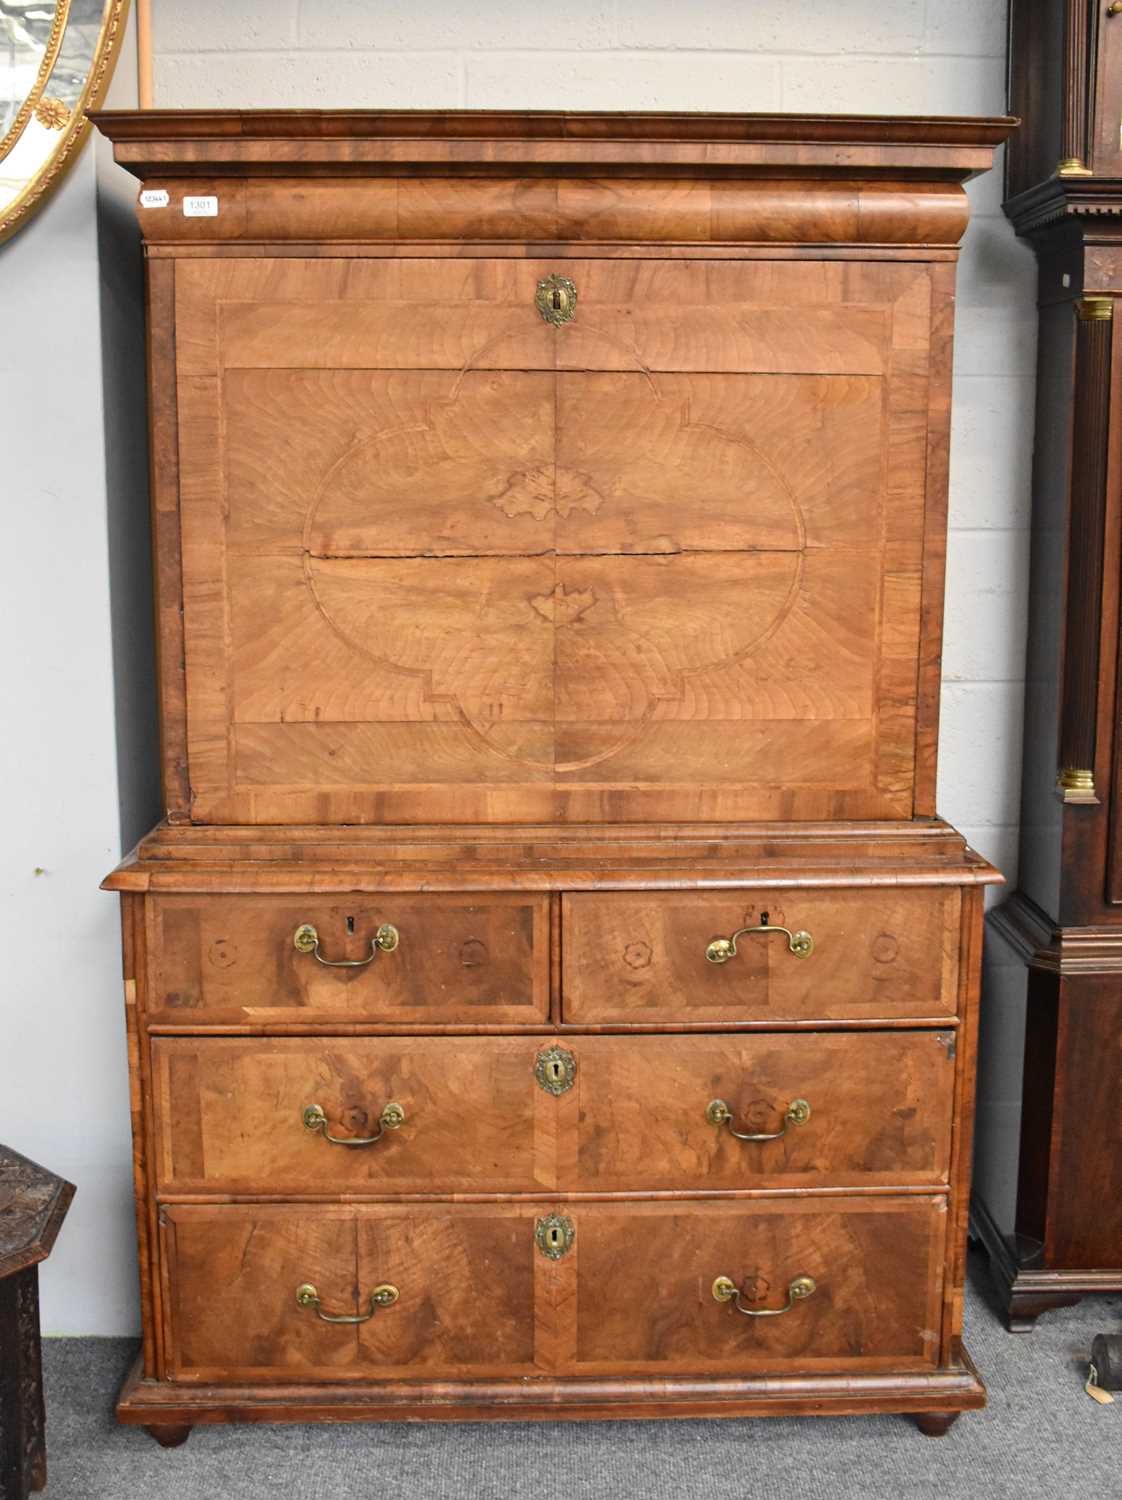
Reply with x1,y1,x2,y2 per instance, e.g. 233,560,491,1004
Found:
549,1059,563,1083
760,911,769,927
346,915,355,934
548,1226,562,1248
552,288,563,311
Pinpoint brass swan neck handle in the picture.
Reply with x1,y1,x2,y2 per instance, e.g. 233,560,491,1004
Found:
302,1102,405,1146
296,1283,398,1324
705,923,813,965
293,921,399,968
712,1274,817,1317
706,1097,811,1141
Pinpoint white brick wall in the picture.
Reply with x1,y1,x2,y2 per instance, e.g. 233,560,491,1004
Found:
151,1,1034,894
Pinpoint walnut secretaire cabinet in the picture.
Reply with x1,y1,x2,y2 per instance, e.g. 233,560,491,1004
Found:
94,110,1011,1442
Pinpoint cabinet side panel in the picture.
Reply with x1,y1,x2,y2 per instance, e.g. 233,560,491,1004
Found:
145,258,190,822
914,260,956,815
120,896,157,1377
940,885,983,1359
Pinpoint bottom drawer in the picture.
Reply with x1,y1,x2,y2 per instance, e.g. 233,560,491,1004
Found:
161,1198,946,1383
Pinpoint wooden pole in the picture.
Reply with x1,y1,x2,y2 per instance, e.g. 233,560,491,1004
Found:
136,0,152,109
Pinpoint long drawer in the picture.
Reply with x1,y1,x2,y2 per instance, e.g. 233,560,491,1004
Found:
563,888,962,1023
144,893,550,1026
160,1198,946,1383
150,1031,955,1195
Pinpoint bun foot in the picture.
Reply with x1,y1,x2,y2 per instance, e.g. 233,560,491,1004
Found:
914,1412,960,1438
144,1424,193,1448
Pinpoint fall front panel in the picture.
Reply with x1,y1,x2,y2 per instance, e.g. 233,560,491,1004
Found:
174,258,932,823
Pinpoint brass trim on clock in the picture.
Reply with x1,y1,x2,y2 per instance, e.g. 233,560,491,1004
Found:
1057,766,1098,802
1077,298,1114,321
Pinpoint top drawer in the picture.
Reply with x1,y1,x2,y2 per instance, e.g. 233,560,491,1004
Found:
562,888,961,1024
144,893,549,1027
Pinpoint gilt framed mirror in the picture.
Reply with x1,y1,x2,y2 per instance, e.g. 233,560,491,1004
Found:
1,0,130,245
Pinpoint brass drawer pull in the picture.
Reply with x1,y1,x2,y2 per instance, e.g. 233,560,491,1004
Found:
706,1097,811,1141
293,921,399,967
705,923,813,965
296,1282,398,1324
302,1102,405,1145
712,1274,817,1317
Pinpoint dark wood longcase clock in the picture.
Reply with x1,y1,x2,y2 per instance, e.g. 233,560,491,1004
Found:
973,0,1122,1330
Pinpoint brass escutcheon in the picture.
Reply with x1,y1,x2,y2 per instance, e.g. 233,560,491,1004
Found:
296,1282,398,1324
534,1044,576,1096
535,273,577,326
712,1273,817,1317
535,1213,575,1260
705,923,813,965
293,921,399,967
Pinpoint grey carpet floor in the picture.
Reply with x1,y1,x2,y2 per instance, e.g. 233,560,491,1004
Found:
40,1250,1122,1500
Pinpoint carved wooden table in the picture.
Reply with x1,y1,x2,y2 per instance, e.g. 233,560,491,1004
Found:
0,1148,74,1499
